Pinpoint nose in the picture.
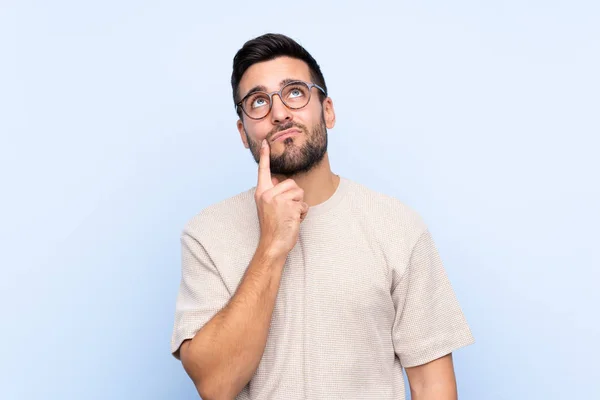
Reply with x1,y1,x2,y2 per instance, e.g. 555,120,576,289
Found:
270,93,293,124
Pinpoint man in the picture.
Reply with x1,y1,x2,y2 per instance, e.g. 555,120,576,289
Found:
171,33,475,400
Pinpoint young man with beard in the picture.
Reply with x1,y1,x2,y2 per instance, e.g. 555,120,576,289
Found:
171,33,475,400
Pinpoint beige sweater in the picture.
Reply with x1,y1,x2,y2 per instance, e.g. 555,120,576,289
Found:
171,176,474,399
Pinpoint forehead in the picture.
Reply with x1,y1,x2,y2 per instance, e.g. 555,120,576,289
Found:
238,56,312,96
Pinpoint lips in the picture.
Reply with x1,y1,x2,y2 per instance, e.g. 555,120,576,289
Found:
271,128,301,142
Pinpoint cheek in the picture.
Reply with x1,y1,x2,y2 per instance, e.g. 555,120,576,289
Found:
244,121,270,142
304,103,323,123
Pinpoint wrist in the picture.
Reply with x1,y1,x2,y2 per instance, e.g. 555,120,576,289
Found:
256,240,288,266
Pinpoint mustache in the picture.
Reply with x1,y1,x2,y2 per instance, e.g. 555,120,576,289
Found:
268,121,307,140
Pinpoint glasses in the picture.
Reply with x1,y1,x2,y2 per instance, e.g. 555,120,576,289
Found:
236,80,326,120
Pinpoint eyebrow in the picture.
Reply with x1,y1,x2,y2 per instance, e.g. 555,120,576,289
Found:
242,78,304,100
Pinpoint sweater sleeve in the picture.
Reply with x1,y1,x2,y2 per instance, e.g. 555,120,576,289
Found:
170,231,231,359
391,229,475,367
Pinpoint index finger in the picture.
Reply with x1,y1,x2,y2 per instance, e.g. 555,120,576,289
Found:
257,139,273,192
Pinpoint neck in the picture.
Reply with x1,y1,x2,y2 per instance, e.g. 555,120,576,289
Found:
272,153,340,207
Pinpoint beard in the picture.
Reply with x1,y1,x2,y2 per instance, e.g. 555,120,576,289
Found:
246,113,328,176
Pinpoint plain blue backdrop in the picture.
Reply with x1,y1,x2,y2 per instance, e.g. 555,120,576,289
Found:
1,1,598,399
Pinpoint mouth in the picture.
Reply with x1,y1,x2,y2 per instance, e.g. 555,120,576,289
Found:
271,128,301,143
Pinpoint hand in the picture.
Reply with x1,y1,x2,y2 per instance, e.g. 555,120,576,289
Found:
254,139,309,258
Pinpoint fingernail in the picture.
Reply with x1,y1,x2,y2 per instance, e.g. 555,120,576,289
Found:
261,139,267,148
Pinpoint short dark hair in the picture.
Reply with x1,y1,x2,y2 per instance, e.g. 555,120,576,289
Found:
231,33,328,117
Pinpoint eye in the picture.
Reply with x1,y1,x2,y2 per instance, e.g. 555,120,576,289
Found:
250,95,269,109
288,88,304,98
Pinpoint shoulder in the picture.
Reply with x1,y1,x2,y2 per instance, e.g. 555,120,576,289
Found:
342,178,429,253
344,178,428,233
181,186,258,241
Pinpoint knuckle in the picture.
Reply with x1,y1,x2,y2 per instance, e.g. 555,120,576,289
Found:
260,191,272,203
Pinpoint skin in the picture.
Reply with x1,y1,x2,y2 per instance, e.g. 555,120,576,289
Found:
179,55,460,399
406,354,459,400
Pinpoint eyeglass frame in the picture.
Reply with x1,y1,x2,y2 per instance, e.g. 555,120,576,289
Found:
235,80,327,120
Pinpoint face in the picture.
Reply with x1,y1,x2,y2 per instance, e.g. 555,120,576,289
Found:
236,56,336,176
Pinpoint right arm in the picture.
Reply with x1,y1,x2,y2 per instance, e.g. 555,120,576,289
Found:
179,139,308,400
179,244,286,400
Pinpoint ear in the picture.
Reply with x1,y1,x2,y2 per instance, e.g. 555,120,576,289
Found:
323,97,336,129
237,118,250,148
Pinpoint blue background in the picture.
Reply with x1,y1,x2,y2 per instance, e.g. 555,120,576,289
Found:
1,1,598,399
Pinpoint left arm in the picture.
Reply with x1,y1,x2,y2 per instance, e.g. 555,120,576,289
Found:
405,353,457,400
392,228,474,399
